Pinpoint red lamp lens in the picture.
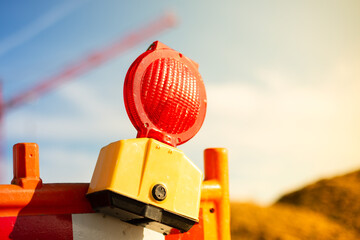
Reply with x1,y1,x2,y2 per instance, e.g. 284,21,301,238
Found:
124,41,206,147
141,58,201,134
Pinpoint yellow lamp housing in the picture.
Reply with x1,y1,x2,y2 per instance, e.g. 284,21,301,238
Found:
86,138,202,234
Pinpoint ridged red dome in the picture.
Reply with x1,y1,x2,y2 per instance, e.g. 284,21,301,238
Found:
141,58,201,134
124,41,206,147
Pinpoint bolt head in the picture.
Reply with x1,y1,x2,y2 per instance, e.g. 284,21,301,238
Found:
152,184,167,201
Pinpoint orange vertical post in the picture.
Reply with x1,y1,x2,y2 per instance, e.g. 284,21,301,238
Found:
11,143,42,189
202,148,231,240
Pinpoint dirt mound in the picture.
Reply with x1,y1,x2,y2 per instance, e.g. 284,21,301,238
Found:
277,169,360,233
231,202,359,240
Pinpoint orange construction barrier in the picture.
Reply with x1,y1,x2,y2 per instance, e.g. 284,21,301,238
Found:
0,143,230,240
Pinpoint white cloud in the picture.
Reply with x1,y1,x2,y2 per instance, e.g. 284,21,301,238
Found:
5,80,135,142
0,156,11,183
186,58,360,204
39,147,96,183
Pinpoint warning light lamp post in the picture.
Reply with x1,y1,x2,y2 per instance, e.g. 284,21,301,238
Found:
0,41,231,240
87,41,207,234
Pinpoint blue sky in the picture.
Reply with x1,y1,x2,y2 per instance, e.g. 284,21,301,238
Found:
1,0,360,204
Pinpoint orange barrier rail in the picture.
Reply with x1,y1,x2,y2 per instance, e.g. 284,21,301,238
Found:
0,143,230,240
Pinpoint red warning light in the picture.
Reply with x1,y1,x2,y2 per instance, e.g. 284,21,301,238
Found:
124,41,207,147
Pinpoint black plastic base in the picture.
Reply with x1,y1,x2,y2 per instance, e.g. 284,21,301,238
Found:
86,190,196,235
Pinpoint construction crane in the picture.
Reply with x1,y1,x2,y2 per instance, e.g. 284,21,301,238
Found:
0,12,176,180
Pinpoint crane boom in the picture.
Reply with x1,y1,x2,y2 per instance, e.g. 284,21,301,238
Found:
4,12,176,111
0,12,176,182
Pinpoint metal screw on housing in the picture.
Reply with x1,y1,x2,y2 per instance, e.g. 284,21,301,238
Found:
152,184,167,201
